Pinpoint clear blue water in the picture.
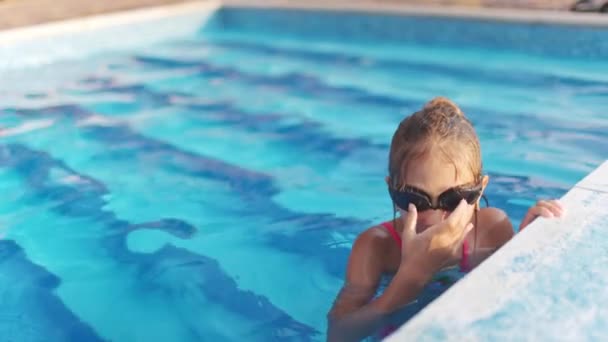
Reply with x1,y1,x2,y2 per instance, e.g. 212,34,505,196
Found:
0,8,607,342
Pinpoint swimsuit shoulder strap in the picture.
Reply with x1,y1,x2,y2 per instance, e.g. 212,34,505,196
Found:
381,221,402,250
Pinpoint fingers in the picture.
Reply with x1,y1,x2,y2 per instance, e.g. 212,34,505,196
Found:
529,200,564,219
446,199,475,232
520,206,548,231
401,204,418,245
464,222,474,236
519,212,535,231
421,206,475,266
519,199,564,231
537,200,564,218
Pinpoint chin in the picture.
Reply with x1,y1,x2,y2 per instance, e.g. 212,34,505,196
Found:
416,226,431,234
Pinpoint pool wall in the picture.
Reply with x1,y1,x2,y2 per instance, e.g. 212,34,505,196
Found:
387,160,608,341
212,1,608,59
2,0,607,67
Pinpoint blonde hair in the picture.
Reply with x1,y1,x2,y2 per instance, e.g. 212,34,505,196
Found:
388,97,482,188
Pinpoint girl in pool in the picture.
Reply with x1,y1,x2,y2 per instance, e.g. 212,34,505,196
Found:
327,97,563,341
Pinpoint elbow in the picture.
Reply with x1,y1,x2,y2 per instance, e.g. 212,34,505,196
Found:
326,313,352,342
326,319,342,342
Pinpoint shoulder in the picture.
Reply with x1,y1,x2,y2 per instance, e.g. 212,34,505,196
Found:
475,207,515,249
477,207,509,225
351,224,394,257
347,224,398,274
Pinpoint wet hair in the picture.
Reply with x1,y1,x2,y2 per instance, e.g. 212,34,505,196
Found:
388,97,482,189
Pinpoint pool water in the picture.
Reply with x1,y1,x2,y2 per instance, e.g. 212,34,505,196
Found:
0,7,607,342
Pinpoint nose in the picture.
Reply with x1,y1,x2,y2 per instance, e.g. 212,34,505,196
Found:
416,209,448,233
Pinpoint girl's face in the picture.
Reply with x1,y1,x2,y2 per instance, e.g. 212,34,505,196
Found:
388,152,488,233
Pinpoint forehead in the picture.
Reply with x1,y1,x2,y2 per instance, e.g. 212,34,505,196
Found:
402,152,475,196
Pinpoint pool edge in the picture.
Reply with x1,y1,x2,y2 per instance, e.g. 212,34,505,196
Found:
221,0,608,28
0,0,606,42
0,0,220,44
385,160,608,341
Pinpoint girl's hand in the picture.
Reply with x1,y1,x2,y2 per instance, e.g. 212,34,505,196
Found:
400,200,475,280
519,200,564,232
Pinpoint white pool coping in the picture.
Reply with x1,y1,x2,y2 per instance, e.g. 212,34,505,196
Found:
387,160,608,341
0,1,220,70
0,1,220,45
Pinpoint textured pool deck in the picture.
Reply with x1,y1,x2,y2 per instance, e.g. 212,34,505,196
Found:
387,160,608,341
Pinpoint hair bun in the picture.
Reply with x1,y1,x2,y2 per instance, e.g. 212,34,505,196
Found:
423,97,464,117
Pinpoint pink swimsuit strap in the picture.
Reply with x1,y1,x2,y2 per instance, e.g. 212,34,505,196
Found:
381,221,402,248
380,221,471,272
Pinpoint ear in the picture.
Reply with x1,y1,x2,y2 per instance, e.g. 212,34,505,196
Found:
477,174,490,208
481,174,490,191
385,176,390,186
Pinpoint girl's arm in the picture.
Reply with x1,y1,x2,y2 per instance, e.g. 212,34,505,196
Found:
327,231,428,342
328,201,475,341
